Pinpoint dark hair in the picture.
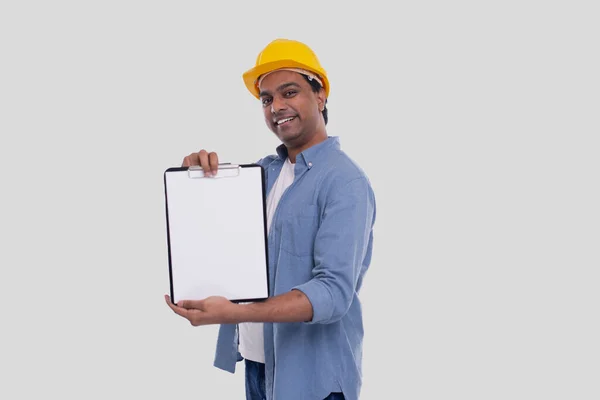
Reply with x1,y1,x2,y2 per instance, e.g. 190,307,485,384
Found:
302,74,328,125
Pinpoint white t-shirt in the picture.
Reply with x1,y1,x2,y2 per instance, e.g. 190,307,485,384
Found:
238,157,295,363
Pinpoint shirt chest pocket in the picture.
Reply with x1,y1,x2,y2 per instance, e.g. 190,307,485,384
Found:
280,205,320,257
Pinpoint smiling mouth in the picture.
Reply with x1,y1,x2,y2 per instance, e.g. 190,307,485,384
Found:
276,116,296,126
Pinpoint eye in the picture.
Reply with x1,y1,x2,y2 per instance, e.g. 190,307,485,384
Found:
261,97,272,106
284,90,297,97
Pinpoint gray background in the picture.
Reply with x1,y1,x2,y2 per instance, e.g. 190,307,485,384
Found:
1,1,598,399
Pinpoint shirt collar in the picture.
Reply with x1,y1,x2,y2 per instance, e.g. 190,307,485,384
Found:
275,136,340,168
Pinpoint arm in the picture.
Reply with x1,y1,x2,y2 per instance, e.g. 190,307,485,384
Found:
239,289,313,323
164,290,313,326
292,176,376,324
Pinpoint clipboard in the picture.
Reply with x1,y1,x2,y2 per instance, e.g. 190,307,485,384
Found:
163,163,270,304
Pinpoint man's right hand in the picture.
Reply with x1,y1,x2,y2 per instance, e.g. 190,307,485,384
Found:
182,149,220,177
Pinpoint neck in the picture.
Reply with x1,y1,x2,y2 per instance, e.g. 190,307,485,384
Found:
286,130,327,163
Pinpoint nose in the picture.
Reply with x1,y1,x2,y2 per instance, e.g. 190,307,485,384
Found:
270,95,287,114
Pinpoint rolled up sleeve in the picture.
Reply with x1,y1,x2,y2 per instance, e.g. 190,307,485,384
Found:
293,176,376,324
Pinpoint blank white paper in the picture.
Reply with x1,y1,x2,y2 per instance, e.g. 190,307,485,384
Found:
164,165,269,303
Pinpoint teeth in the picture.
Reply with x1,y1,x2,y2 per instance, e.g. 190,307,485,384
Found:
277,117,293,125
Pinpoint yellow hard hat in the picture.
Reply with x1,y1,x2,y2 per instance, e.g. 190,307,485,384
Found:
243,38,329,99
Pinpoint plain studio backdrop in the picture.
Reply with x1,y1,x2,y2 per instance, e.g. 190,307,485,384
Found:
0,1,598,399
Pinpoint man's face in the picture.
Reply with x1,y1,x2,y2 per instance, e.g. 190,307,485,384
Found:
258,70,325,146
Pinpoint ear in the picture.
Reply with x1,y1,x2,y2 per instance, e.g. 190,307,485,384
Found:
316,87,326,111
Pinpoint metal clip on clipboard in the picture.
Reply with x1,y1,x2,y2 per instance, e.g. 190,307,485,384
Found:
187,163,241,179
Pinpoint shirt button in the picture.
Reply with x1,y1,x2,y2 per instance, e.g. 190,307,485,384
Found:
308,162,313,167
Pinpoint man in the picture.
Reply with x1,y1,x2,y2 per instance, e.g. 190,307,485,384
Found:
165,38,376,400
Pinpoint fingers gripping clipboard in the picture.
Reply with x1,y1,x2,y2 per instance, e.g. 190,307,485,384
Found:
163,164,270,304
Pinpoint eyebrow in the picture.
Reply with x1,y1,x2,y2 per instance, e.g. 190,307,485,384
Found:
259,82,301,98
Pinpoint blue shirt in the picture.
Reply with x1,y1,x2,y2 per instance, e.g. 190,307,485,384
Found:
213,136,376,400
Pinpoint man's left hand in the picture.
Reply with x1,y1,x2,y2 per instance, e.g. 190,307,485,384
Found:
164,294,239,326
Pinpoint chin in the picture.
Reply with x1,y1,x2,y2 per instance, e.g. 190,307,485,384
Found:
279,131,304,144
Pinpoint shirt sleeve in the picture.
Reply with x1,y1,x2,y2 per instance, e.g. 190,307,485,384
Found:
292,176,376,324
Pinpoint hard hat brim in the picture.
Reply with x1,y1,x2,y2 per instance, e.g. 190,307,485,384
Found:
243,59,329,99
